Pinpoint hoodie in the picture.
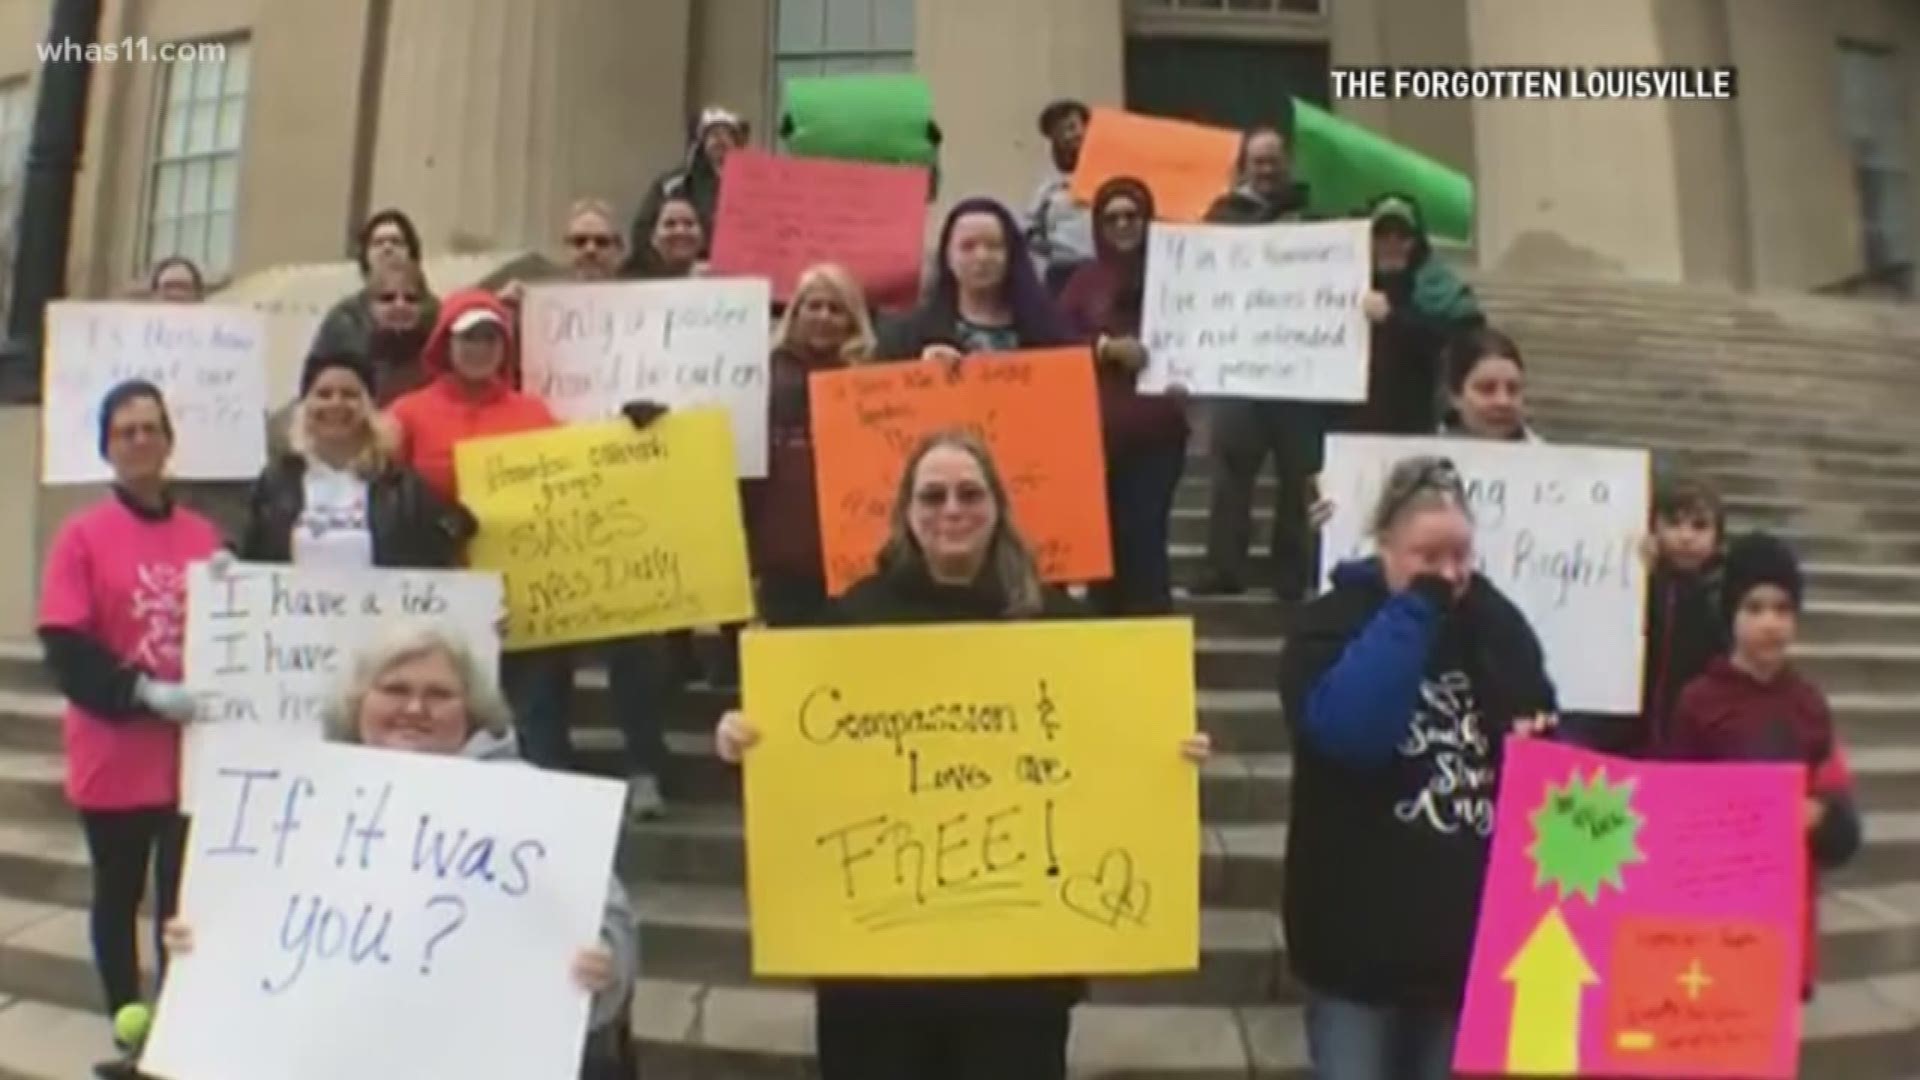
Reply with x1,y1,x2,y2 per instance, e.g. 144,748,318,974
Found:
1057,178,1190,454
629,108,745,259
458,730,639,1036
1354,194,1484,435
1663,657,1861,992
1278,559,1557,1007
386,289,558,500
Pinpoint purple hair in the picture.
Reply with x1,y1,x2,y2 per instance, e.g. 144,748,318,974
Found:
929,197,1068,346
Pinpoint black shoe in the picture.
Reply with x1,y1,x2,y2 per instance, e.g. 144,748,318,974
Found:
1188,572,1246,598
93,1057,147,1080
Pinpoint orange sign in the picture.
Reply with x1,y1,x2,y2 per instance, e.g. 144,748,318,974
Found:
1070,108,1242,223
810,349,1111,595
1602,917,1790,1078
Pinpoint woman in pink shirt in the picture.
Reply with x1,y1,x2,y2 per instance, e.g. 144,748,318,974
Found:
37,380,223,1079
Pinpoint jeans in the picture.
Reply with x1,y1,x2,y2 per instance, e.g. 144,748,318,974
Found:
1091,441,1186,616
79,809,186,1018
1304,993,1457,1080
1205,399,1321,599
502,638,672,779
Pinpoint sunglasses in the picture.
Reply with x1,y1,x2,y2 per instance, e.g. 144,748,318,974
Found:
1382,458,1464,523
375,292,421,303
913,482,990,509
568,234,619,250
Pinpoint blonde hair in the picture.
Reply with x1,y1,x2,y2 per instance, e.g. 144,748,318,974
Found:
323,621,512,745
1371,455,1473,539
876,430,1045,617
564,198,622,242
289,383,398,479
774,263,878,364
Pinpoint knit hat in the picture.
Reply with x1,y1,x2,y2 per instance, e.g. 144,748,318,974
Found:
299,350,376,399
96,379,172,458
1721,532,1803,623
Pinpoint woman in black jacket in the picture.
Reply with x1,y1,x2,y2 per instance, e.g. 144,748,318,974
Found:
879,197,1069,362
1278,455,1557,1080
238,350,472,569
716,430,1209,1080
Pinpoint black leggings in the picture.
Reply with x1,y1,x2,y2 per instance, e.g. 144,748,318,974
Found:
79,808,186,1019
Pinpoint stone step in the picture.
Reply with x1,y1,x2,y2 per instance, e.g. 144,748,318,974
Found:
1166,496,1920,554
628,971,1920,1079
612,805,1920,907
1530,384,1920,436
1529,361,1919,404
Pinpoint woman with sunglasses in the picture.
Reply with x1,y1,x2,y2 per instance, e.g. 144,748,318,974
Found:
1279,456,1556,1080
1058,177,1190,615
714,431,1210,1079
310,208,441,362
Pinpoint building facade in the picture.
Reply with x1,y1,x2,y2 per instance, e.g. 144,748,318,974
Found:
0,0,1916,300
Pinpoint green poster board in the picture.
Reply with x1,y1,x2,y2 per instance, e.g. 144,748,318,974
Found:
782,74,939,167
1292,98,1474,242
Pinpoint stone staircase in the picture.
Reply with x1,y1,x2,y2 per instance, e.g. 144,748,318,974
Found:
0,277,1916,1077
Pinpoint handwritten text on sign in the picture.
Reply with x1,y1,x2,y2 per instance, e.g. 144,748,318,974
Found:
709,148,929,310
1319,435,1650,714
520,278,772,477
1455,740,1803,1079
1140,220,1371,402
456,411,754,649
42,301,269,484
741,619,1199,976
809,350,1112,595
142,739,624,1080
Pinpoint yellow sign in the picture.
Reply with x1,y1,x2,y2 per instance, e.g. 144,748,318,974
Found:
740,619,1200,977
454,410,754,649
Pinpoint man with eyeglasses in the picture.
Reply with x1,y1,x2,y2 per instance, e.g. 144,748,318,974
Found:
1193,124,1329,613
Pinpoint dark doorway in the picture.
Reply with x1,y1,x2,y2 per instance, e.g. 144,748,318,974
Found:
1124,36,1331,134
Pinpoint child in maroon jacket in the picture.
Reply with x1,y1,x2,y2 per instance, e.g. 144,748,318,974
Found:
1664,532,1863,997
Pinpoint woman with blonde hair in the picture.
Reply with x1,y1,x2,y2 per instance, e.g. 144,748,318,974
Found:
166,622,639,1079
717,430,1211,1079
745,264,879,627
236,350,473,569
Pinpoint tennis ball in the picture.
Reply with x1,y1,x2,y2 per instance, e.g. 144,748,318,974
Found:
113,1003,152,1047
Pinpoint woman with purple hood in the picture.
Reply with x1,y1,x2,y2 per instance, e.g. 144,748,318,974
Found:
1058,177,1191,615
878,197,1070,361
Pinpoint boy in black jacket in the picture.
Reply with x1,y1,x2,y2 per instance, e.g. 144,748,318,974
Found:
1637,475,1726,754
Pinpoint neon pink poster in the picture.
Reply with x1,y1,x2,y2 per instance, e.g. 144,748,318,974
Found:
1454,738,1806,1078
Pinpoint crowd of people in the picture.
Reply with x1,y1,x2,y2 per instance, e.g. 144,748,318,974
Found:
41,94,1863,1080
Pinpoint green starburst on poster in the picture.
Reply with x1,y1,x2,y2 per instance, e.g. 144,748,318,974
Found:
1527,769,1646,903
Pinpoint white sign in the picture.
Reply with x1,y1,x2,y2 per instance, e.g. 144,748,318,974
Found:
183,563,504,805
1140,220,1370,402
1318,435,1650,714
142,739,624,1080
42,301,270,484
521,277,772,477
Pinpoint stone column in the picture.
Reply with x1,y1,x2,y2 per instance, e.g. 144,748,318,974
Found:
368,0,693,255
1464,0,1687,279
916,0,1125,215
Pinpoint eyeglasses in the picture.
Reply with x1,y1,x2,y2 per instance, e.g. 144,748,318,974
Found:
567,234,619,250
914,483,990,509
375,292,421,304
110,421,168,443
370,680,463,712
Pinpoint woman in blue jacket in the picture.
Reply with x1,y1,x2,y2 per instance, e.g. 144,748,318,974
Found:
1279,455,1557,1080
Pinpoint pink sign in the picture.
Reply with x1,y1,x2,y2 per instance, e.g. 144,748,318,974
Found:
1455,739,1805,1079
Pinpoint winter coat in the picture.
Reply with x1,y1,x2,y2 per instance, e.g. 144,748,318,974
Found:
743,346,842,582
238,451,475,569
1353,194,1484,435
1278,559,1556,1008
386,289,559,500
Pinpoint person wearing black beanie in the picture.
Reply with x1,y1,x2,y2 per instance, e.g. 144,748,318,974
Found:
233,344,472,570
1665,531,1860,999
